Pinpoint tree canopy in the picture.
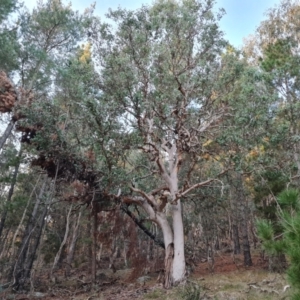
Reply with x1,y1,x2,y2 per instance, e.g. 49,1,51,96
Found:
1,0,300,296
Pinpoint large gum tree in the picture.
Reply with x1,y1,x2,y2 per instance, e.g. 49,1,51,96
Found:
92,0,228,287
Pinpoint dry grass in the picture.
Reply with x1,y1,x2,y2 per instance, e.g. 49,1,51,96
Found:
140,269,291,300
0,253,292,300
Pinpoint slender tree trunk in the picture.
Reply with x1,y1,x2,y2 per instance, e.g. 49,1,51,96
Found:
12,179,47,289
23,197,50,286
10,176,41,259
241,223,252,266
51,204,73,276
87,213,92,273
0,227,11,261
0,149,21,238
108,237,118,273
0,119,15,151
250,215,258,249
91,209,97,282
241,198,252,267
29,208,48,293
232,172,252,266
66,210,82,277
229,186,241,255
215,234,220,251
123,234,130,268
232,224,241,255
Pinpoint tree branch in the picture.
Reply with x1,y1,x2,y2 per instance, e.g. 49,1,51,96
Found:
120,204,165,249
129,185,158,209
150,185,169,196
176,169,228,200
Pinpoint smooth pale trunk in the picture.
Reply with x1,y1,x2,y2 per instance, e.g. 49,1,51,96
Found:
138,190,186,286
171,200,185,283
157,212,173,288
169,170,186,284
158,213,173,248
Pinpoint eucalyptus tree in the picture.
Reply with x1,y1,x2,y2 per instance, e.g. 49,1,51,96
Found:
0,0,95,290
0,0,19,73
0,0,93,150
237,3,300,260
238,0,300,275
243,0,300,186
0,0,19,148
205,46,278,266
92,0,228,286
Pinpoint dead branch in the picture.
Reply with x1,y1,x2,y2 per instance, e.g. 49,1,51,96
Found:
175,169,228,201
120,203,165,249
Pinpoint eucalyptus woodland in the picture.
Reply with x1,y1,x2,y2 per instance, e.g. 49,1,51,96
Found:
0,0,93,151
0,0,96,290
2,0,299,293
241,0,300,277
243,0,300,186
90,0,231,286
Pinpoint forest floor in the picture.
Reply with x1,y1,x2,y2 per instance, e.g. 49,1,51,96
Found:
0,253,292,300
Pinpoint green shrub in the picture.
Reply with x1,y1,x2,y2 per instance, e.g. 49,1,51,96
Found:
179,282,201,300
257,188,300,297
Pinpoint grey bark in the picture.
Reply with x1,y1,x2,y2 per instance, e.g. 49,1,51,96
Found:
0,151,21,239
66,210,82,277
232,224,241,255
11,179,47,289
22,197,50,286
91,209,97,282
240,198,252,266
51,204,73,276
0,119,15,151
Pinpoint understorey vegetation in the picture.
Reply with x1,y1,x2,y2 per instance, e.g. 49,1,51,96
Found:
0,0,300,298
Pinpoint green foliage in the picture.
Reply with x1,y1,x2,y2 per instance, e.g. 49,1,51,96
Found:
256,219,274,242
257,189,300,297
42,232,61,264
277,189,300,211
261,38,297,73
0,0,17,23
16,0,92,92
253,171,287,221
93,0,228,196
179,282,201,300
0,0,19,71
4,0,300,292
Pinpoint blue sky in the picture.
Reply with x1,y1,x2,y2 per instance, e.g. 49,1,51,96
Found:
22,0,282,48
217,0,281,47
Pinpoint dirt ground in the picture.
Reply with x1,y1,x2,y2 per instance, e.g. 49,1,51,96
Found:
0,253,292,300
